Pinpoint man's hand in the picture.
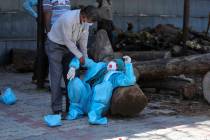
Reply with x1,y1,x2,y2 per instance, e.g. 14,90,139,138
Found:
79,57,85,65
43,11,52,33
67,67,76,80
123,56,132,64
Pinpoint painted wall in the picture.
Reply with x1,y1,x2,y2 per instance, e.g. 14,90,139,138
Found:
0,0,210,64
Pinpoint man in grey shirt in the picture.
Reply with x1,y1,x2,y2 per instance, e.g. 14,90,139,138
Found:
46,6,98,115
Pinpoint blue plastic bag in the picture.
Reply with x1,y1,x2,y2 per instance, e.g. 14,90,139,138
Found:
0,88,17,105
44,114,62,127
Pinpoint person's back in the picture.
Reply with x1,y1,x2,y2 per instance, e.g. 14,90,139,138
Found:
48,10,81,44
43,0,71,25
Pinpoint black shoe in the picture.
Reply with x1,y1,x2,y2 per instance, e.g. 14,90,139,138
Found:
61,112,67,120
53,111,67,120
53,110,62,115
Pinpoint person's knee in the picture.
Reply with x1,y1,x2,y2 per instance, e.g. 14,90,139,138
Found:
67,78,85,101
68,78,83,89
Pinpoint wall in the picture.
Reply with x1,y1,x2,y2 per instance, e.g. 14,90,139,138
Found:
0,0,210,64
72,0,210,31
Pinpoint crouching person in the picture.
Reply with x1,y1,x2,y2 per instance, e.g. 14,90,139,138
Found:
45,6,98,115
67,56,136,125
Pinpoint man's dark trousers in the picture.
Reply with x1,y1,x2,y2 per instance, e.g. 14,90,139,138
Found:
45,39,74,113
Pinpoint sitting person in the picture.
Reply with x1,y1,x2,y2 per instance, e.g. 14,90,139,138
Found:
66,56,136,125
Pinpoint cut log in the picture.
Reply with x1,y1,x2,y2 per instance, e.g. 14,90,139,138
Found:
12,49,36,72
154,24,180,36
121,51,171,61
202,72,210,104
135,53,210,81
190,30,210,42
140,76,196,99
110,84,148,117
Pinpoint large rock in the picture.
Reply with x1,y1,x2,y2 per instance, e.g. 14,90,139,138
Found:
110,84,148,117
89,29,114,62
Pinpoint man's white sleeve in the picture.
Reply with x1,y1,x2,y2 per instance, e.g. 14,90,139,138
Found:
78,28,89,58
62,20,83,59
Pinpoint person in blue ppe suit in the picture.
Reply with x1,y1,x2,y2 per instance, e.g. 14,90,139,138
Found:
66,56,136,125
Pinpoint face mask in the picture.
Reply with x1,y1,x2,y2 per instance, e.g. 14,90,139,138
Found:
107,61,117,71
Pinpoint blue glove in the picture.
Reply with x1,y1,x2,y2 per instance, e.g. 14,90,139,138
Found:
69,57,80,70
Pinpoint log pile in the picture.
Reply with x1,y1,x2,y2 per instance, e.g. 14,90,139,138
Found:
91,27,210,106
112,24,210,102
114,24,210,56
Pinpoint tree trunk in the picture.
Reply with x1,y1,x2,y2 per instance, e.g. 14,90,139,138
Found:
36,0,47,88
206,13,210,36
120,51,171,61
110,84,148,117
135,53,210,81
140,76,196,99
183,0,190,42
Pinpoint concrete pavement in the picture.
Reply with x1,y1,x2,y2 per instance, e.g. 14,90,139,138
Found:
0,72,210,140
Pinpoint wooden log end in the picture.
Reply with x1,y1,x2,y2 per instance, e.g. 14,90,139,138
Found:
181,83,197,99
202,72,210,103
110,85,148,117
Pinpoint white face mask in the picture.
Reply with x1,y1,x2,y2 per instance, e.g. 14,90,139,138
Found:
107,61,117,71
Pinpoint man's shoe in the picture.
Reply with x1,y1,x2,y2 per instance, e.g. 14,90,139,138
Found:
53,111,67,120
61,112,67,120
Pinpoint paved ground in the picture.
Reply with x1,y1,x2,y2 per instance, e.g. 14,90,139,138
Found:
1,72,210,140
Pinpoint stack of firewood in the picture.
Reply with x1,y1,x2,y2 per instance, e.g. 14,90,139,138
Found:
114,24,210,56
90,27,210,113
111,24,210,103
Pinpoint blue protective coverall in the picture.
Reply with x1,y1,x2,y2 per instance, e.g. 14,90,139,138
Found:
67,58,136,125
23,0,38,18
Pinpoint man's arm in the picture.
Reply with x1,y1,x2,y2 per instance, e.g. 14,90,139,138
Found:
112,62,136,87
43,0,52,32
78,27,89,58
62,20,84,61
23,0,38,18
